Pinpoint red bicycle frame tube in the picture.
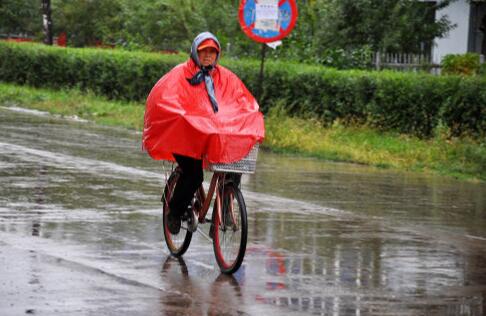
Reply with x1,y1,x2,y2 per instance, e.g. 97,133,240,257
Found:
197,173,226,224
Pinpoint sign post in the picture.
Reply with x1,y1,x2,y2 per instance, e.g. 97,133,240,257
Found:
238,0,298,98
258,43,267,99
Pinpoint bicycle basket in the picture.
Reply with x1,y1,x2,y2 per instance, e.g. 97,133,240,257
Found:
208,144,259,174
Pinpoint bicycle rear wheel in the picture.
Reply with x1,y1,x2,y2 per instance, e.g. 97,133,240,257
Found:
162,170,192,256
213,183,248,274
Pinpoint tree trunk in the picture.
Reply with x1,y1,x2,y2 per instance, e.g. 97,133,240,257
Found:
41,0,53,45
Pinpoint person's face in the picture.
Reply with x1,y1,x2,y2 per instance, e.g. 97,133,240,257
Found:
198,47,218,67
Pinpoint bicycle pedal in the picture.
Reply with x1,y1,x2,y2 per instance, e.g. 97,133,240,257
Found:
186,210,198,233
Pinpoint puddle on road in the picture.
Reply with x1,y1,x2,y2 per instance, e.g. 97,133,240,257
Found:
1,106,486,315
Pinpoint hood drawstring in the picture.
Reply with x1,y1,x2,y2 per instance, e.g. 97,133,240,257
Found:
188,65,218,113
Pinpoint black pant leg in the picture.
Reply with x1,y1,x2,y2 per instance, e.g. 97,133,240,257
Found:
169,155,203,216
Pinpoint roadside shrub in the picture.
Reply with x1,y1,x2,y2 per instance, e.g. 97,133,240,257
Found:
0,41,485,139
367,72,458,136
0,41,185,101
441,53,481,76
440,76,486,138
316,46,373,70
480,62,486,76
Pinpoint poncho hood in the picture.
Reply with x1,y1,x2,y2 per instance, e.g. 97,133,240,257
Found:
190,31,221,67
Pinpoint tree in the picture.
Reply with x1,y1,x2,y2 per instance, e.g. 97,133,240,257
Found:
314,0,453,54
41,0,53,44
0,0,42,37
116,0,208,51
51,0,123,47
1,0,457,68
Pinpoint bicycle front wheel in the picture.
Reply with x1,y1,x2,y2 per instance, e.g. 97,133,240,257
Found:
213,183,248,274
162,170,192,256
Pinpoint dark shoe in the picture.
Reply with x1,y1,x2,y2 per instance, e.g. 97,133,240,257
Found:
167,211,181,234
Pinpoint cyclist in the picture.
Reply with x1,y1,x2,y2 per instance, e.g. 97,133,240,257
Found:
143,32,265,234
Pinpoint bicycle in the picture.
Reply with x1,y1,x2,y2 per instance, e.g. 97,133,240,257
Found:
161,144,259,274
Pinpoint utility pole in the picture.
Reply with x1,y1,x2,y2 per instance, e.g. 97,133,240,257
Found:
41,0,53,45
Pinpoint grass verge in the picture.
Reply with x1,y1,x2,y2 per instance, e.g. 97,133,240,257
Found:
0,83,145,130
266,106,485,182
1,82,484,182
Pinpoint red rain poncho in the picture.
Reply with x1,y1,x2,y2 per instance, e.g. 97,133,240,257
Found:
143,58,265,164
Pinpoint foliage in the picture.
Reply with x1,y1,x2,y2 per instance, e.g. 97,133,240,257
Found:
113,0,209,51
441,53,481,76
481,62,486,76
234,0,454,64
51,0,124,47
367,73,450,137
1,41,484,140
315,0,453,54
0,0,42,37
440,77,486,137
264,104,486,181
0,0,455,69
0,41,186,100
0,82,145,129
316,46,373,69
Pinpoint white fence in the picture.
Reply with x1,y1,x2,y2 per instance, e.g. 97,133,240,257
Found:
372,52,439,73
371,52,485,74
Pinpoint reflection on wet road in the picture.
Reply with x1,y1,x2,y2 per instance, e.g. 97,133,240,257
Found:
1,106,485,315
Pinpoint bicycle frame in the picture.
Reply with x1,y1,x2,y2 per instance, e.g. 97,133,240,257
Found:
195,172,226,226
162,166,248,273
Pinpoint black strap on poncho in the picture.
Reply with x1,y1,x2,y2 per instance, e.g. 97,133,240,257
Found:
188,66,218,113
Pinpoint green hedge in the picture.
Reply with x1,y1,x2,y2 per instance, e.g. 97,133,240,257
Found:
1,41,485,139
441,53,481,76
0,42,185,101
258,61,484,138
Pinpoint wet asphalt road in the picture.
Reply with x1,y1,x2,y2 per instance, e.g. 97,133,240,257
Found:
1,106,486,316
